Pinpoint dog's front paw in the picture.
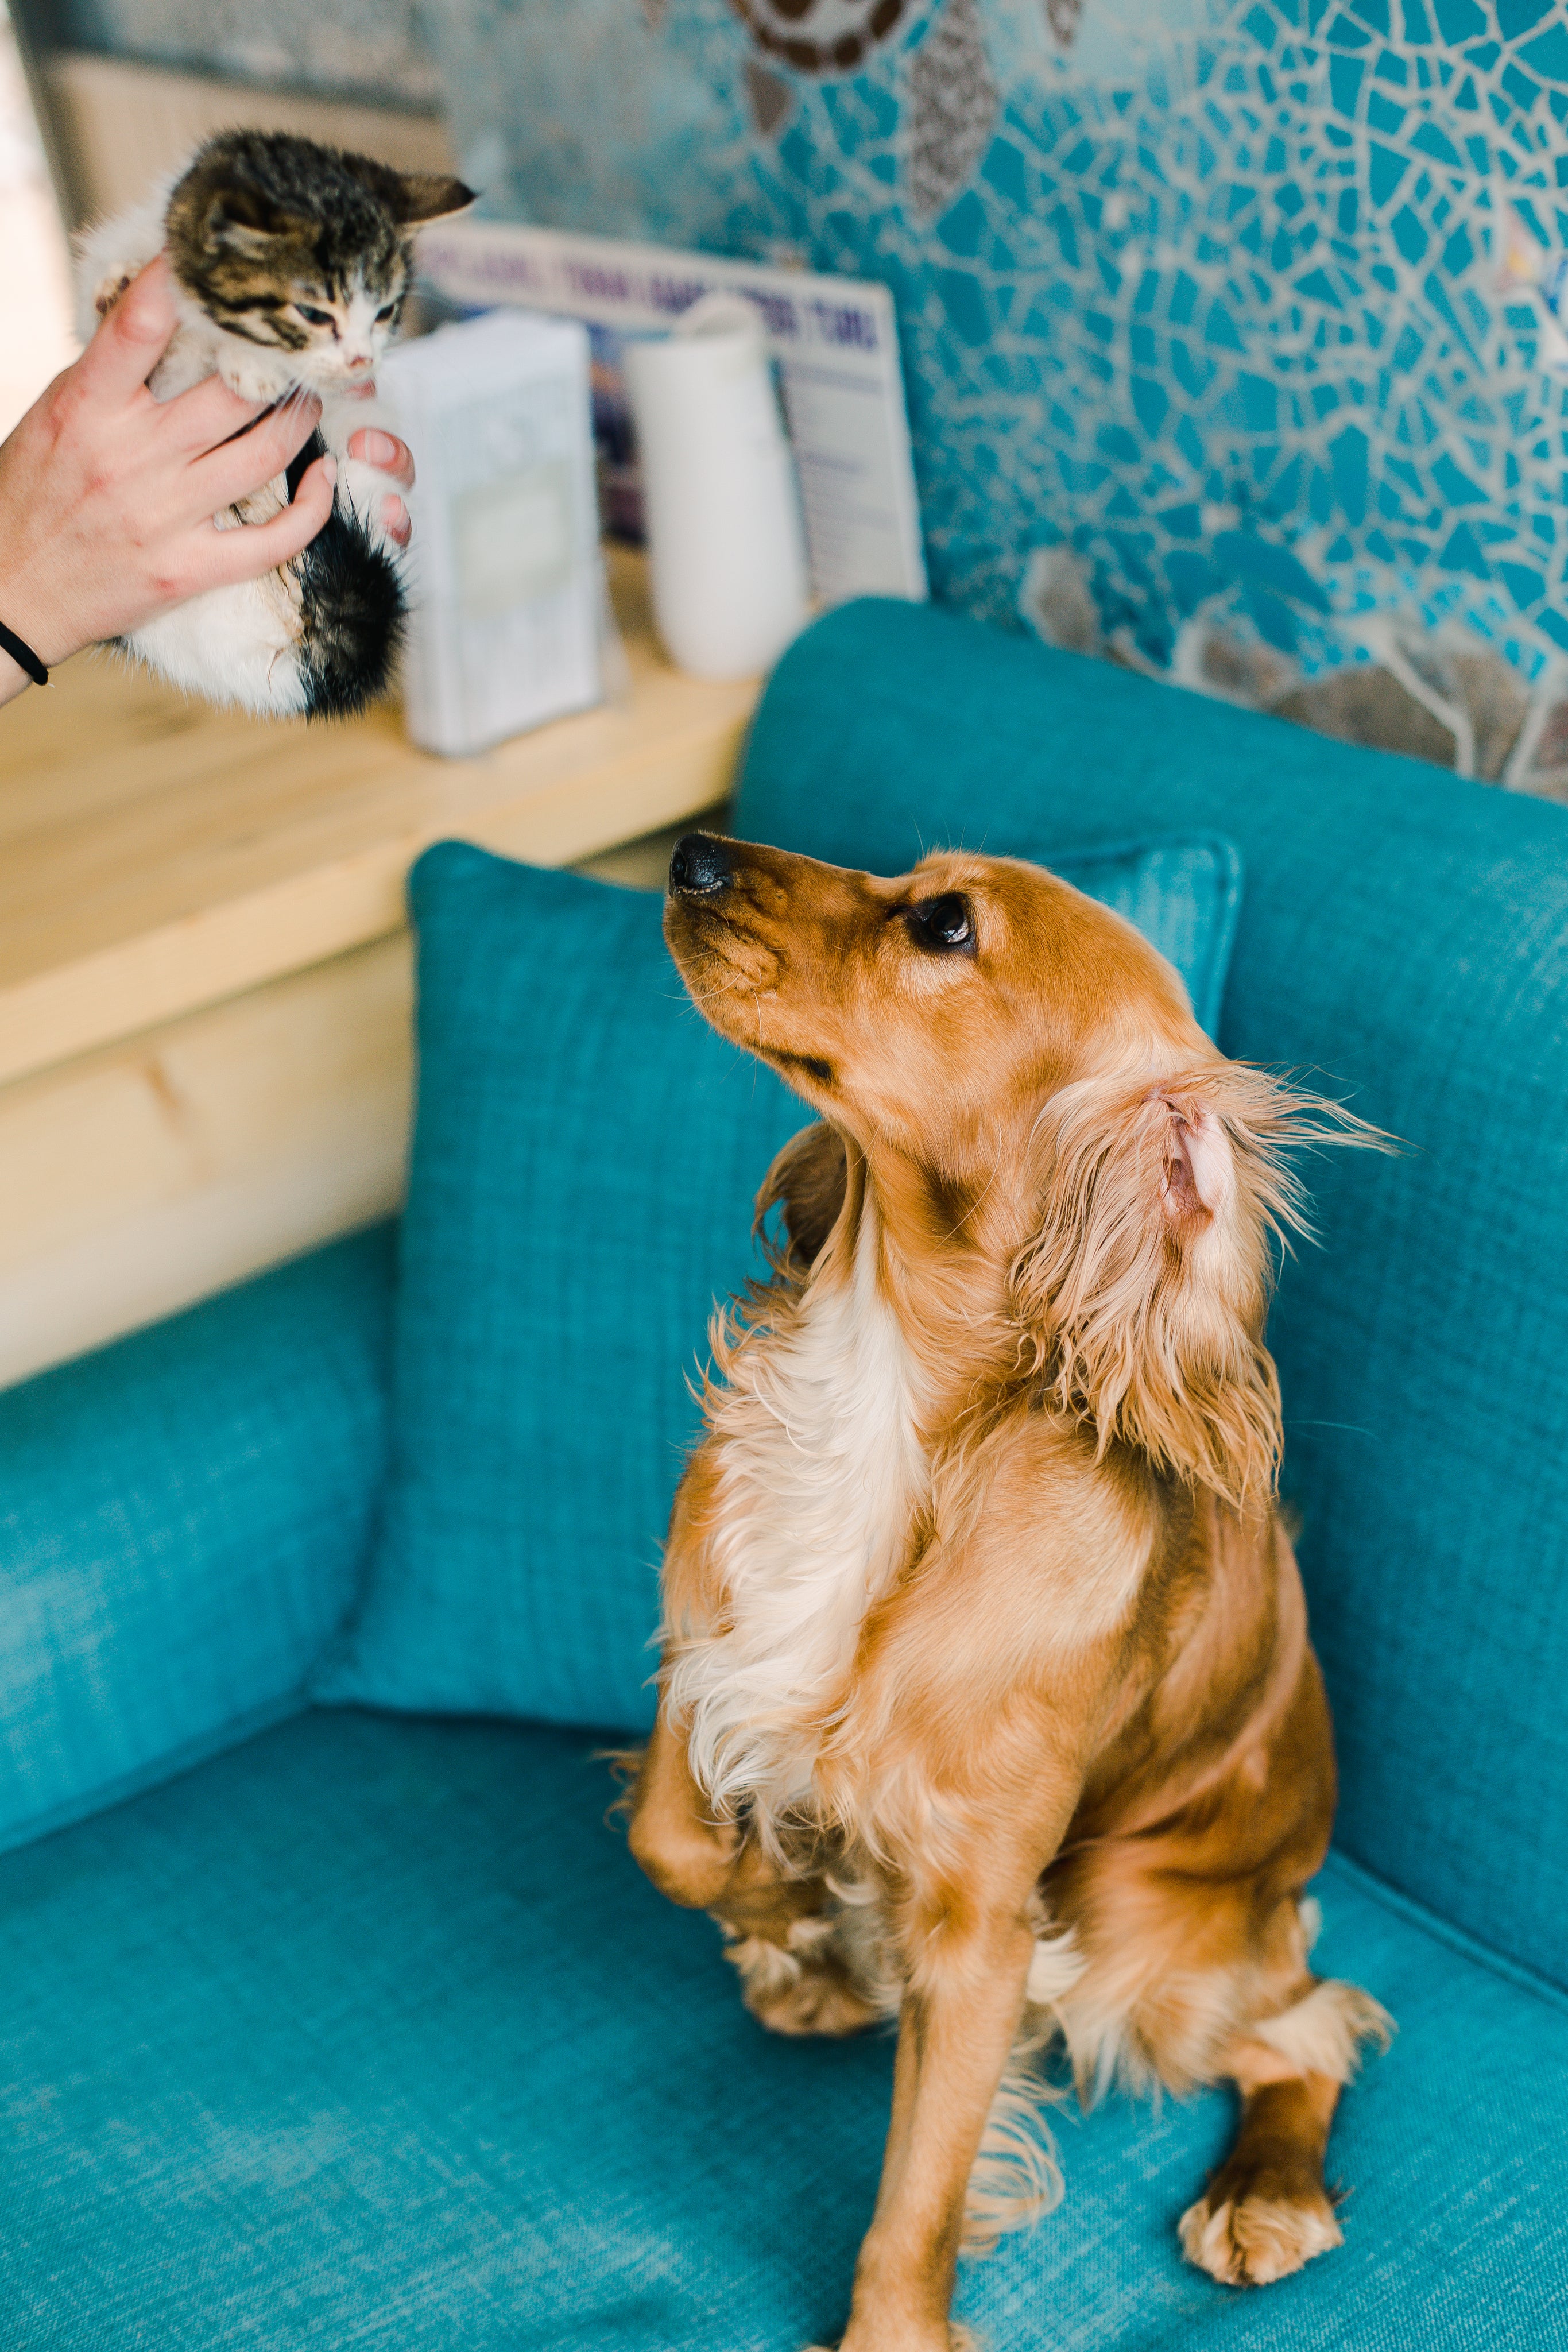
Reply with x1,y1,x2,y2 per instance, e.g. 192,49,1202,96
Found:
748,1958,882,2039
728,1923,881,2040
1178,2183,1342,2287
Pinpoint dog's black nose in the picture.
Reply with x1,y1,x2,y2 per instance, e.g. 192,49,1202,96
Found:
668,833,733,897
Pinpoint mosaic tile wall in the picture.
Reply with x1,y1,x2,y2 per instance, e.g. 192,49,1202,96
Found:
414,0,1568,711
44,0,1568,718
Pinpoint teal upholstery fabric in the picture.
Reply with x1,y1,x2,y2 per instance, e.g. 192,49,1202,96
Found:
0,1227,394,1856
316,837,1238,1731
733,599,1568,1995
2,1707,1563,2351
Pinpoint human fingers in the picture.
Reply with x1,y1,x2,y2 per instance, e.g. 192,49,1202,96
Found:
200,452,337,586
346,427,415,490
193,391,323,509
71,255,178,403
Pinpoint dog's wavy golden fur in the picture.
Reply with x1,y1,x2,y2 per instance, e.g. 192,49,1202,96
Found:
626,834,1390,2352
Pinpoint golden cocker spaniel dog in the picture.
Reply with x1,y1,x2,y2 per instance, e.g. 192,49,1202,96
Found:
627,832,1389,2352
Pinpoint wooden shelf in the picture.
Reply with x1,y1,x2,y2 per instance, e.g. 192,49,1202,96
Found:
0,548,756,1386
0,546,754,1088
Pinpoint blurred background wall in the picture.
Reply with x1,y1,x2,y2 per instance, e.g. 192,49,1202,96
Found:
17,0,435,105
0,0,75,434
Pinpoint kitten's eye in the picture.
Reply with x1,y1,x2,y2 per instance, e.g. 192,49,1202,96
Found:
295,303,334,327
906,894,975,954
375,303,397,322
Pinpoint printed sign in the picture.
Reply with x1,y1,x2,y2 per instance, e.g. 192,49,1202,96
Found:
415,218,928,608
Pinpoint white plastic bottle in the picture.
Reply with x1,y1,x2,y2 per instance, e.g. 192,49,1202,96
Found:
625,293,810,681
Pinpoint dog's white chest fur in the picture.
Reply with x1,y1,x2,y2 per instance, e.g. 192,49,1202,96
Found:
671,1210,927,1820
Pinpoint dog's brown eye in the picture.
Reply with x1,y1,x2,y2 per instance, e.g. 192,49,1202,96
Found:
908,894,974,953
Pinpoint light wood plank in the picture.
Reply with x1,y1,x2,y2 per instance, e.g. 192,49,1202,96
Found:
0,813,704,1391
0,936,412,1388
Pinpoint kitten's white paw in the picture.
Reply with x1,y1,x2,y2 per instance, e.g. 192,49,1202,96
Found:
219,355,298,406
92,268,136,319
335,454,406,554
227,474,290,529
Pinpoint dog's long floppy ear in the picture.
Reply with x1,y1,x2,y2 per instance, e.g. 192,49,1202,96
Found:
755,1121,849,1282
1012,1065,1370,1509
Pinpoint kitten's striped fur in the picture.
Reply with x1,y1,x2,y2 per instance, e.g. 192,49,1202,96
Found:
76,130,471,717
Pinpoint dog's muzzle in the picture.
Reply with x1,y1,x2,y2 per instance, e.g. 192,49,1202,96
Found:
668,832,733,898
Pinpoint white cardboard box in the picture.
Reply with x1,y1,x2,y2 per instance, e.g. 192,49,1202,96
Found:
381,310,602,757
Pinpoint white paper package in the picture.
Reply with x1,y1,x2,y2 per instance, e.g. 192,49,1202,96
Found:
380,310,602,757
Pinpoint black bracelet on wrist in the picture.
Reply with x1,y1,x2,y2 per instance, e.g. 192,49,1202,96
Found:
0,620,49,687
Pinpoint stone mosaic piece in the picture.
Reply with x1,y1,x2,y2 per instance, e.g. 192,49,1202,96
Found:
745,57,797,135
907,0,999,222
1505,674,1568,800
1044,0,1082,53
1019,541,1102,653
729,0,917,76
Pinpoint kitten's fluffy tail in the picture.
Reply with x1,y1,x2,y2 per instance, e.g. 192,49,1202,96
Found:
287,432,405,718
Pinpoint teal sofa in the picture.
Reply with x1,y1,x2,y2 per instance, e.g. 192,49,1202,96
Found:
4,602,1566,2351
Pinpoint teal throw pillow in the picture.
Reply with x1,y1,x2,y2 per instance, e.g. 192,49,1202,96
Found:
313,832,1240,1733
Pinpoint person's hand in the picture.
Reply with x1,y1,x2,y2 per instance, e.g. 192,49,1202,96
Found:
0,256,335,705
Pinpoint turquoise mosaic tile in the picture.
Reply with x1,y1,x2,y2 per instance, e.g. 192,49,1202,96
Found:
411,0,1568,676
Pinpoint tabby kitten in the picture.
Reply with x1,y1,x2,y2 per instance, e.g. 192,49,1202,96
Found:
76,130,473,717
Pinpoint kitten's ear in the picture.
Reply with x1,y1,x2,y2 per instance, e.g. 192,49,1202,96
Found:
385,172,477,227
335,150,475,226
204,188,312,252
208,215,278,254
